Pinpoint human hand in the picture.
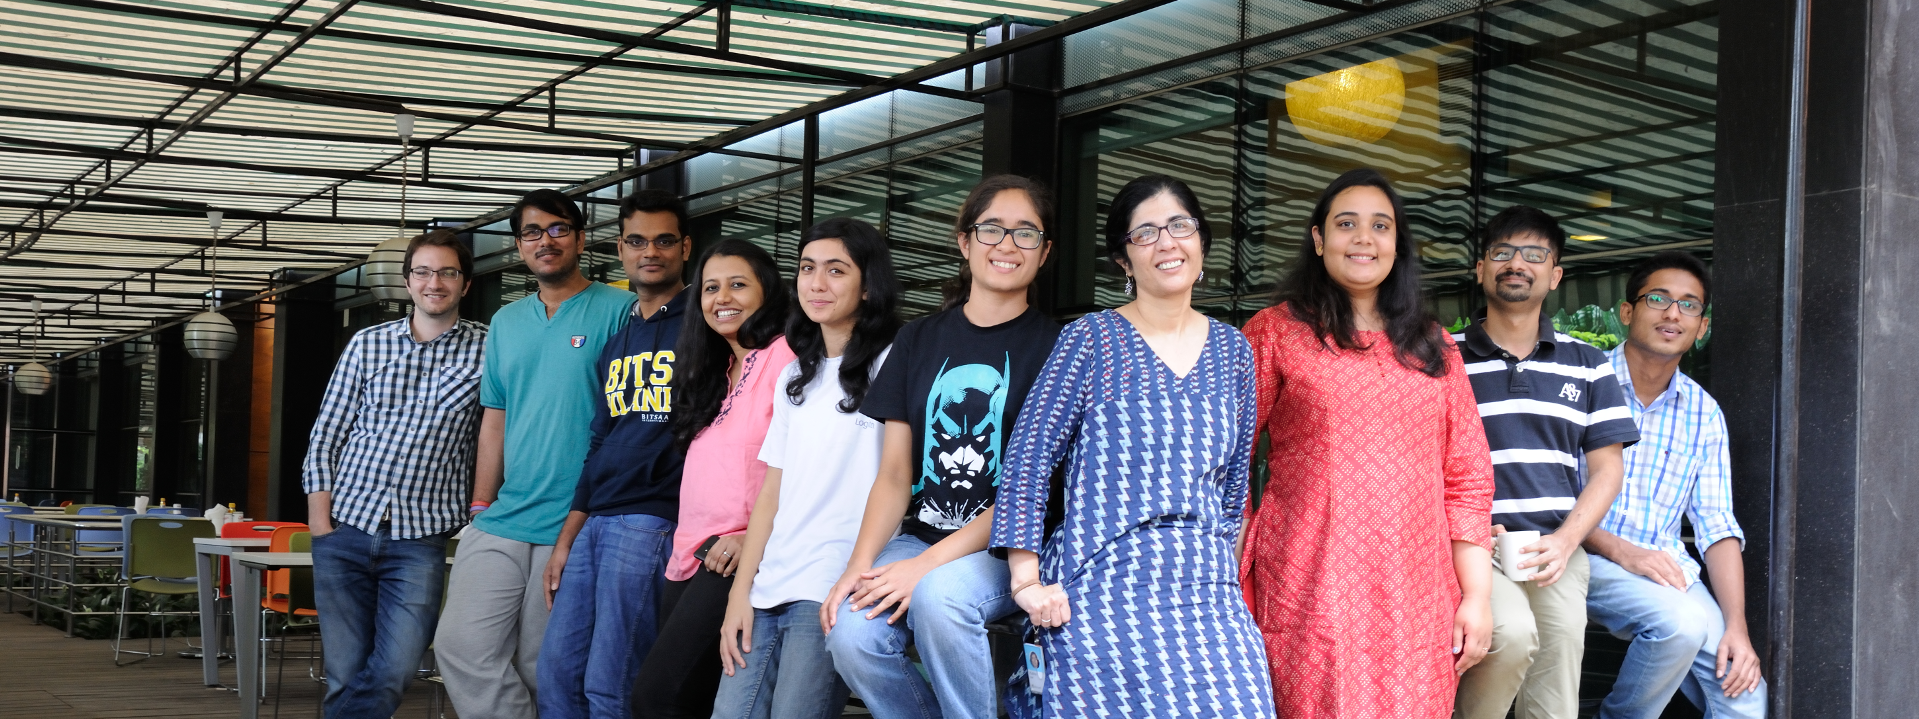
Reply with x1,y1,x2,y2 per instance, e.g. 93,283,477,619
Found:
542,546,569,610
1453,592,1492,674
1715,626,1763,697
1491,524,1506,536
1015,583,1072,628
848,556,933,625
703,534,744,577
718,594,755,676
819,567,868,633
308,516,335,538
1519,531,1581,588
1610,542,1689,590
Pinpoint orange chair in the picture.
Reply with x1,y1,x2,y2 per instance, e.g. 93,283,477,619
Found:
258,527,321,713
218,521,304,599
261,526,316,618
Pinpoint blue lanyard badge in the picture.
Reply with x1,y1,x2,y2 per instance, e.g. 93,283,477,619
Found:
1022,624,1046,695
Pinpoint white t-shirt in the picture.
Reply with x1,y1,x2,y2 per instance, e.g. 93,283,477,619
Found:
752,349,890,609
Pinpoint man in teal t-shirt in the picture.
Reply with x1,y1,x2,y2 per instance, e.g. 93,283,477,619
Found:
435,189,632,719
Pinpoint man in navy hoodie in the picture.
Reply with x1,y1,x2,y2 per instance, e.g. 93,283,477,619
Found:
535,189,692,719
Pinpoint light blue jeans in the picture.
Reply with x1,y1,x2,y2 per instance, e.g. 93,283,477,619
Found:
710,600,849,719
1586,553,1767,719
538,513,675,719
823,534,1017,719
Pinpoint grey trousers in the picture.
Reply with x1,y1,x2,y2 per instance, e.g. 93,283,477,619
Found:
434,526,554,719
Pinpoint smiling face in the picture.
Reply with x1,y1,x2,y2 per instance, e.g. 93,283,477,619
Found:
959,188,1050,297
1312,185,1398,296
516,205,584,283
1119,190,1204,298
405,244,469,318
796,238,864,331
1619,267,1710,359
621,209,691,293
1475,231,1563,306
699,254,763,343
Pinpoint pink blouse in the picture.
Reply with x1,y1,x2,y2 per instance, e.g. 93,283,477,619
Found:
667,337,797,581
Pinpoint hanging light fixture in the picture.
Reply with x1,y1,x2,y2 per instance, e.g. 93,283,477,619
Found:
184,210,237,361
14,299,50,396
365,113,416,302
1284,57,1407,148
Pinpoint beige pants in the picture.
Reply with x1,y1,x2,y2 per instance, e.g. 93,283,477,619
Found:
1455,546,1591,719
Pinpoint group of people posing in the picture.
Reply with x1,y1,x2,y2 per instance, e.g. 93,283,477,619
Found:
300,167,1765,719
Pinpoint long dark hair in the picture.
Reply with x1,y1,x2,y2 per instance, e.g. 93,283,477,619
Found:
785,218,903,413
1272,168,1447,377
669,239,790,447
939,175,1056,311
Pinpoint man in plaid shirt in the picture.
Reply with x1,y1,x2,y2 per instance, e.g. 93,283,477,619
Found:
1582,252,1766,719
303,230,487,719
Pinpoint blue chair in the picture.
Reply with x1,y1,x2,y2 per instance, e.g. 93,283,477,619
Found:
75,506,135,559
142,507,196,516
0,505,31,558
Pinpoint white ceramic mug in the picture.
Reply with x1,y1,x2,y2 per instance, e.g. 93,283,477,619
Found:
1497,530,1543,582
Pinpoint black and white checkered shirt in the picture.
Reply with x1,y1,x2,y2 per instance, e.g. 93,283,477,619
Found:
302,317,488,539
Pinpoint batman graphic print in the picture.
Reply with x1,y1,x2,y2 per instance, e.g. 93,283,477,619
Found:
862,305,1061,544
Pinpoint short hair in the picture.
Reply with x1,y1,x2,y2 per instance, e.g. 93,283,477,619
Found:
619,189,689,237
1625,250,1712,305
509,188,584,238
403,229,473,280
1483,205,1565,262
1102,174,1212,261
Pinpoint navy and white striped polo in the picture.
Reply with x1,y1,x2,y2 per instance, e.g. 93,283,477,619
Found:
1454,309,1639,534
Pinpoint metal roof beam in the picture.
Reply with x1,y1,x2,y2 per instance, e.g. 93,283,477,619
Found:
0,197,439,228
0,136,533,196
0,234,360,260
360,0,974,101
28,0,865,90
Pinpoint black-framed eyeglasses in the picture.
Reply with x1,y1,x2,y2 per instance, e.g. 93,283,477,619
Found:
517,222,575,243
1126,217,1200,246
1488,244,1551,264
621,234,684,250
970,223,1045,250
407,267,464,281
1633,292,1706,317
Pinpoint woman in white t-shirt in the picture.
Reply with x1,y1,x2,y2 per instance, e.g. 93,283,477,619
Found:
714,217,902,719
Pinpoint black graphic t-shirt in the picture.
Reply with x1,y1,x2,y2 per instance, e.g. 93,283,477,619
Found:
862,305,1061,545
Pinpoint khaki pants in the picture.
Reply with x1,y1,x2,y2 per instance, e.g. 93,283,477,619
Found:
1455,546,1591,719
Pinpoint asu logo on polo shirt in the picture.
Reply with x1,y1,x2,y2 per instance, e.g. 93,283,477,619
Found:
605,351,674,418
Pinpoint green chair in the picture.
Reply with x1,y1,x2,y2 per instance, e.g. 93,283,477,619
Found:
263,530,325,717
112,516,215,666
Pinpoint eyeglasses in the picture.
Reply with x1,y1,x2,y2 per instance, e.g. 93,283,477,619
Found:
970,224,1045,250
1488,244,1551,264
407,267,464,281
621,234,684,250
516,222,574,243
1126,217,1200,246
1634,292,1706,317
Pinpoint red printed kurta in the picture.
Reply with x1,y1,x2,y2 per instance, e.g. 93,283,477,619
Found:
1239,305,1494,719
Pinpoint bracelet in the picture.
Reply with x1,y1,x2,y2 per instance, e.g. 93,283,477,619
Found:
469,501,490,513
1010,579,1041,598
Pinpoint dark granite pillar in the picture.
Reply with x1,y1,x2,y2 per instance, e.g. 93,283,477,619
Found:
980,23,1063,313
1715,0,1919,716
267,276,338,522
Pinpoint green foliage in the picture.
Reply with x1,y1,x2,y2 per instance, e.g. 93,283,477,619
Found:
1446,316,1469,334
20,567,202,640
1550,303,1714,352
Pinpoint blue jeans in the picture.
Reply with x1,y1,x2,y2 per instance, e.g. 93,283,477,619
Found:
1586,554,1767,719
824,534,1016,719
310,521,448,719
710,600,849,719
537,513,675,719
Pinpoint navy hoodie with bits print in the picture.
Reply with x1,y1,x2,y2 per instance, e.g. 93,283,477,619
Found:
570,287,689,520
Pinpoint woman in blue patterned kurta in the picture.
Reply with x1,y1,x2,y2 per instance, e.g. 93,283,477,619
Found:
989,175,1273,718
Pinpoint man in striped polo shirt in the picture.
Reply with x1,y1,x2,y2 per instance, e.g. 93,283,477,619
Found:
1454,206,1639,719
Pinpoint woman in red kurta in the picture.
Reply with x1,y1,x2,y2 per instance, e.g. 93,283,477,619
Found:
1240,168,1495,719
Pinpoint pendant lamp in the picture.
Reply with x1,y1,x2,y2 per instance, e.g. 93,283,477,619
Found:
365,114,416,302
184,210,236,361
14,300,49,395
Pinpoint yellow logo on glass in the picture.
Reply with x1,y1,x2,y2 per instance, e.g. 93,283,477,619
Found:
1284,58,1407,147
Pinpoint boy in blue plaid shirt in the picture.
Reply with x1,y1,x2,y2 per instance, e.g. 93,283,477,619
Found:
1582,252,1766,719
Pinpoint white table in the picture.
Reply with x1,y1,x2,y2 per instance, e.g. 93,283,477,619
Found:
191,537,271,687
232,552,312,719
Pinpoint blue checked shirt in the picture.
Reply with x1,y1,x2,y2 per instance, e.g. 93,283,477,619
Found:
1598,346,1745,588
302,318,488,539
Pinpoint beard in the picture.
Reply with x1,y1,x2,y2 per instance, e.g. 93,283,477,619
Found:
530,251,581,284
1493,271,1534,303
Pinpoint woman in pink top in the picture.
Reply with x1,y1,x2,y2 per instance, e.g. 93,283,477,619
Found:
633,239,796,719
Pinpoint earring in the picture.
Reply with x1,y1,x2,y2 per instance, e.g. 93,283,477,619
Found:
1123,275,1134,295
1197,269,1205,284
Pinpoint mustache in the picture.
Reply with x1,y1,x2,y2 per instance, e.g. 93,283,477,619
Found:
1496,269,1532,283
